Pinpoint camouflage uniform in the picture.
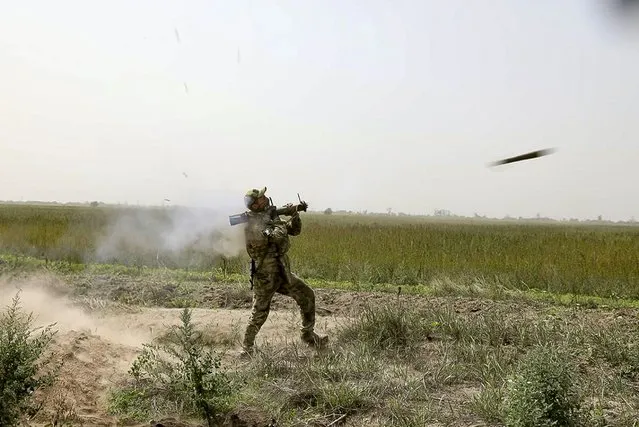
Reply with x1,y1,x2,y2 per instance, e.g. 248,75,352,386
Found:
241,187,327,353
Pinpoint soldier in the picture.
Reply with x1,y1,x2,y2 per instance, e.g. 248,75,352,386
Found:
241,187,328,356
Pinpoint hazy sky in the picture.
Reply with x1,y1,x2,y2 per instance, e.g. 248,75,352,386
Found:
2,1,639,220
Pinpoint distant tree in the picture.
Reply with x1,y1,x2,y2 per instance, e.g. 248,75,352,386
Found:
323,208,333,215
90,201,99,207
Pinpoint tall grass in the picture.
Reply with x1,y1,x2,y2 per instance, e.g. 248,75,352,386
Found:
292,215,639,298
1,204,638,298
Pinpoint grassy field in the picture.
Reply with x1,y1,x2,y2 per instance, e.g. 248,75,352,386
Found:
2,203,639,426
1,203,638,299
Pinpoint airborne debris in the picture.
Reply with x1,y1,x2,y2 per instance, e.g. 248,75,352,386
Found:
488,148,557,167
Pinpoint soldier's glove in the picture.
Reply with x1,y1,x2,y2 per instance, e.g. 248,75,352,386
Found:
298,201,308,212
283,202,302,215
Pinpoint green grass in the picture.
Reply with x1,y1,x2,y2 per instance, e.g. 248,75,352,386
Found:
1,203,638,299
213,299,639,426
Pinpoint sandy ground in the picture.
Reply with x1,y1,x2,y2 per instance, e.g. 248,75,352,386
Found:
0,275,342,427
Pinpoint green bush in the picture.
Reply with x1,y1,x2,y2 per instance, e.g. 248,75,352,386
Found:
0,292,59,426
503,345,585,427
109,307,233,426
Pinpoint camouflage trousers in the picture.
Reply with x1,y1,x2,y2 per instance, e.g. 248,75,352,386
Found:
243,255,316,349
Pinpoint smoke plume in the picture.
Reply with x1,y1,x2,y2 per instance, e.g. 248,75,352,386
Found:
92,205,246,268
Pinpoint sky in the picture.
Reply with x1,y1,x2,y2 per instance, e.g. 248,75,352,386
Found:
1,1,639,221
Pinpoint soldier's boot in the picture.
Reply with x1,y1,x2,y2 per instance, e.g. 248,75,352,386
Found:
301,330,329,348
241,325,259,357
300,308,327,348
239,346,255,358
240,337,255,358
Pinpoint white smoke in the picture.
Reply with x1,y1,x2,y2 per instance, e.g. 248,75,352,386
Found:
92,204,246,268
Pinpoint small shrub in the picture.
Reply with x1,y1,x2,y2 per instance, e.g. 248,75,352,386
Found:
109,307,233,426
502,345,585,427
337,300,433,353
0,292,60,426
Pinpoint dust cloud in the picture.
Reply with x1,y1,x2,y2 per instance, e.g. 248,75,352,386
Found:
0,275,150,348
92,205,246,267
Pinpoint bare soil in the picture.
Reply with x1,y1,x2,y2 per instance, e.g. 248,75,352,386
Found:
1,274,347,426
2,273,638,426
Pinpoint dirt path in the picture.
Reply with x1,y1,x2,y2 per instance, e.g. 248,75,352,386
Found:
1,276,343,426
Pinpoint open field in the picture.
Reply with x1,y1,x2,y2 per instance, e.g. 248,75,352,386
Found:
1,203,638,299
1,203,639,426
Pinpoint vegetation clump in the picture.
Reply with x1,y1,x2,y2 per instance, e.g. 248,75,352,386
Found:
0,293,60,427
502,345,586,427
108,308,233,426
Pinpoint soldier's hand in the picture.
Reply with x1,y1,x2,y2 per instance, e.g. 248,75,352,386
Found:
298,201,308,212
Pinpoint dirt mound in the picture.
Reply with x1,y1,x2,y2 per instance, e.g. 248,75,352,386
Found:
0,274,341,426
34,330,139,425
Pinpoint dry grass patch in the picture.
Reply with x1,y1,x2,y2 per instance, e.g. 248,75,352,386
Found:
227,298,639,426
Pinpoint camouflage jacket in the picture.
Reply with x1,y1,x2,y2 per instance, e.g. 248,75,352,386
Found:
244,205,302,262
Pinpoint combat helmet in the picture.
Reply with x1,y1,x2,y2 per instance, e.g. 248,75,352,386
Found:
244,187,268,210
